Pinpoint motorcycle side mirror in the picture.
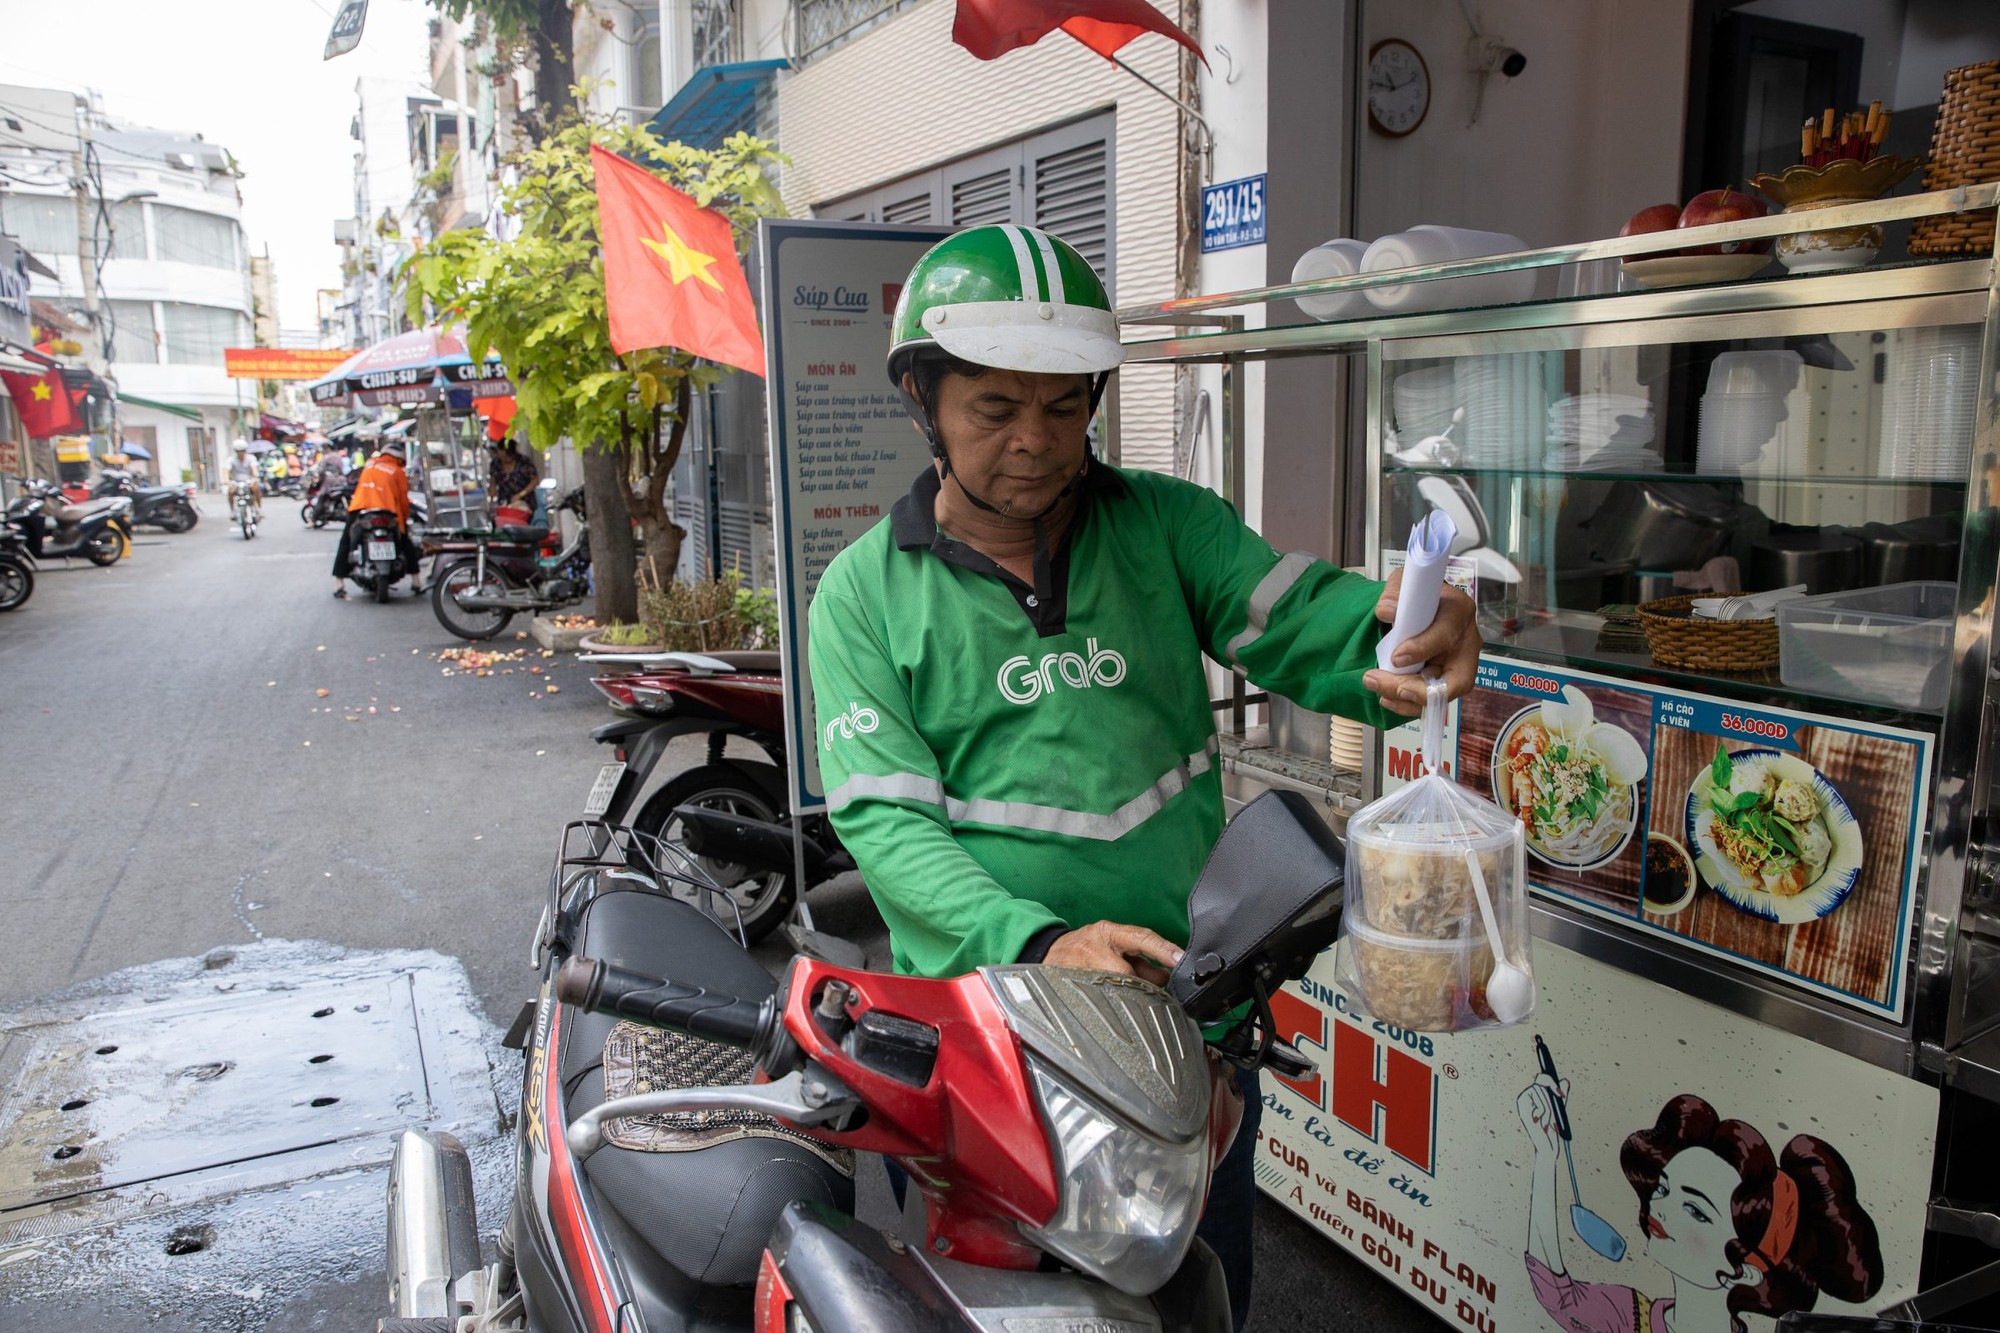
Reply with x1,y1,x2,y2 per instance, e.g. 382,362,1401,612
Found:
1166,789,1345,1027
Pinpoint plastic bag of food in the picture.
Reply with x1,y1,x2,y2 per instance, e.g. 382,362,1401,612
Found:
1337,676,1535,1033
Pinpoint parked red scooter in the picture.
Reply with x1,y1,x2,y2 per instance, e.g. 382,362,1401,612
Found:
381,790,1339,1333
584,650,846,942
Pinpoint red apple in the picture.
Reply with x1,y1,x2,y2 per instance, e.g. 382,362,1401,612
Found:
1619,203,1682,237
1677,187,1771,254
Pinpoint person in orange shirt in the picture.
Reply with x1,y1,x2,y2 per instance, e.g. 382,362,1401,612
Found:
331,440,423,599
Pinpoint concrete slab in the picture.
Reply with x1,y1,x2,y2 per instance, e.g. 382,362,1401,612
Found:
0,940,512,1331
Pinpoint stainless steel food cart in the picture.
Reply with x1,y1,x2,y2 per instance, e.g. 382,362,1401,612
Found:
1118,186,2000,1329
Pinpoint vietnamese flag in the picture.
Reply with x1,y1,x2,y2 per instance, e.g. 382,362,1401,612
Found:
0,365,84,437
591,145,765,376
952,0,1204,64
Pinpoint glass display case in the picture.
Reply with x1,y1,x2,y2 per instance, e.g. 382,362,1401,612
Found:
1117,186,2000,1321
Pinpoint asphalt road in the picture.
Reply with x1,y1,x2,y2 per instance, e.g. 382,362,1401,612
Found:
0,498,1431,1333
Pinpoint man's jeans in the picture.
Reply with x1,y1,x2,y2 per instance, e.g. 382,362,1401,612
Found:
1199,1063,1264,1332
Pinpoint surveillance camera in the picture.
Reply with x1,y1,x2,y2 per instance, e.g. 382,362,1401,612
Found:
1467,36,1527,78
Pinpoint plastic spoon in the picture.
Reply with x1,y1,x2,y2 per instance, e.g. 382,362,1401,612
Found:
1463,847,1534,1023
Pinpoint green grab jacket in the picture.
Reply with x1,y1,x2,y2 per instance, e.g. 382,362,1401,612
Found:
807,462,1395,980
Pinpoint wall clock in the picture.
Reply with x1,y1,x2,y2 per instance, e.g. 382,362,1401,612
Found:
1367,39,1431,137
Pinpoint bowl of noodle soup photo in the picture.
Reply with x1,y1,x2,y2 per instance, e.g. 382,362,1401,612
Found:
1491,685,1650,872
1683,746,1863,924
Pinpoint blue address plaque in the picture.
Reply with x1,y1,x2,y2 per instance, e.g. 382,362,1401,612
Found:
1200,174,1267,253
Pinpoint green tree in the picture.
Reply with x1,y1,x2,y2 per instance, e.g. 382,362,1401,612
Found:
430,0,577,135
403,111,784,622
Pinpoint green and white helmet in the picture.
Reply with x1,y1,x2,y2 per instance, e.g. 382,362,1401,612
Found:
887,225,1124,387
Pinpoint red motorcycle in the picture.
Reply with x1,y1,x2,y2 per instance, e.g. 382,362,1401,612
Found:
585,650,846,942
381,791,1338,1333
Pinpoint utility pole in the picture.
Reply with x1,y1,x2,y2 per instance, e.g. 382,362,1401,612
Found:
69,101,104,375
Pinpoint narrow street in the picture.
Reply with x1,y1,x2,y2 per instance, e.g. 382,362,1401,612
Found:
0,501,1430,1332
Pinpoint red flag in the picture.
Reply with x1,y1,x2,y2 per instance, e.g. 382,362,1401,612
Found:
590,145,765,376
952,0,1204,63
0,366,84,437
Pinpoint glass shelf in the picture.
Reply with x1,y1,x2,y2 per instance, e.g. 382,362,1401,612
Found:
1481,608,1946,724
1386,464,1969,489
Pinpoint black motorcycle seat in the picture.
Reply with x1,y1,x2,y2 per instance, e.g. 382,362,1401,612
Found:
133,486,184,500
705,651,782,675
557,884,852,1292
53,498,120,521
495,524,549,544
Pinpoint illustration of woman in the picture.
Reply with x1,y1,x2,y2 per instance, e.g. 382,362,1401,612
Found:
1518,1081,1884,1333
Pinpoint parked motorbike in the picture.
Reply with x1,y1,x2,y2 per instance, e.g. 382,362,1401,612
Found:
301,477,353,528
93,468,199,533
427,479,590,641
5,480,131,566
343,508,414,602
0,524,35,611
582,649,840,943
381,790,1338,1333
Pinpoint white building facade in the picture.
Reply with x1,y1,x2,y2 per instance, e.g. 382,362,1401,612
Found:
0,85,254,487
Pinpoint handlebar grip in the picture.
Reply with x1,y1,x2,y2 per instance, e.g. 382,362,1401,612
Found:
556,957,772,1050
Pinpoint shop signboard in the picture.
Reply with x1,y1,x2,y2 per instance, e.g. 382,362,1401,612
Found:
0,237,33,345
1258,940,1936,1333
1201,174,1268,253
758,218,951,812
223,348,358,381
1380,653,1930,1020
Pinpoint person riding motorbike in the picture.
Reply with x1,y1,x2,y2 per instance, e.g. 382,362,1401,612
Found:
226,440,263,515
804,224,1482,1331
330,439,422,599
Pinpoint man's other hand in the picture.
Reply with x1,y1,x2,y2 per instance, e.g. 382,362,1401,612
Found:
1362,567,1482,717
1042,921,1185,985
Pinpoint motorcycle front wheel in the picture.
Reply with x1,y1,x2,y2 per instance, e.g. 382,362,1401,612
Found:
0,555,32,611
432,561,519,640
86,527,123,565
632,767,798,943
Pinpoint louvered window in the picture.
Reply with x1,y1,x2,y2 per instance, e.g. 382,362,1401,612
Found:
879,193,932,225
949,169,1012,228
819,112,1113,292
1032,140,1108,275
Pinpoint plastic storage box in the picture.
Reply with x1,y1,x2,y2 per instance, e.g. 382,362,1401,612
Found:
1777,581,1956,711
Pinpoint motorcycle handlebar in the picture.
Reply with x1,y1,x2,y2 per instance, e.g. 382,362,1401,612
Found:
556,957,773,1051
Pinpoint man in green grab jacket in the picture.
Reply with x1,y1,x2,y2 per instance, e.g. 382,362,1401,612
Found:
807,224,1480,1328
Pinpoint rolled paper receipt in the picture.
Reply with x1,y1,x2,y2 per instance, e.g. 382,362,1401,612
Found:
1376,510,1458,674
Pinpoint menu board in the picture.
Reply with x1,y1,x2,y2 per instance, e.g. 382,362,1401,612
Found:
1383,654,1931,1020
759,219,952,812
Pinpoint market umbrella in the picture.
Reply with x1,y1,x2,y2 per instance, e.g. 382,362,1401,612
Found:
307,326,510,410
118,440,153,460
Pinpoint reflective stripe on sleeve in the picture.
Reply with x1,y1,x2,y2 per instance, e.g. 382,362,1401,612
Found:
824,737,1222,842
825,771,947,812
1223,551,1318,664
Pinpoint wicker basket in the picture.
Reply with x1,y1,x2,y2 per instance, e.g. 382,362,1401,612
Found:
1637,596,1780,672
1911,58,2000,257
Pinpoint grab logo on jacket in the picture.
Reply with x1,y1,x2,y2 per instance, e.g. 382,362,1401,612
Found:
997,638,1128,706
822,701,880,749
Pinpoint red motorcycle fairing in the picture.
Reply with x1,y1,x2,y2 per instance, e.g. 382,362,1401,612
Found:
770,958,1063,1272
615,671,788,735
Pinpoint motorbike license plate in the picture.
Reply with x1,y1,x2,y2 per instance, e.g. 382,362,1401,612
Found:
366,540,396,561
583,762,627,818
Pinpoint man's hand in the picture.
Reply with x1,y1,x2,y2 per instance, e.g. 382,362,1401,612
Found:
1042,921,1184,985
1361,567,1482,717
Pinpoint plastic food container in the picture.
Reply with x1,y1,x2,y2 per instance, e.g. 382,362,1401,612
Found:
1346,921,1495,1033
1777,580,1955,710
